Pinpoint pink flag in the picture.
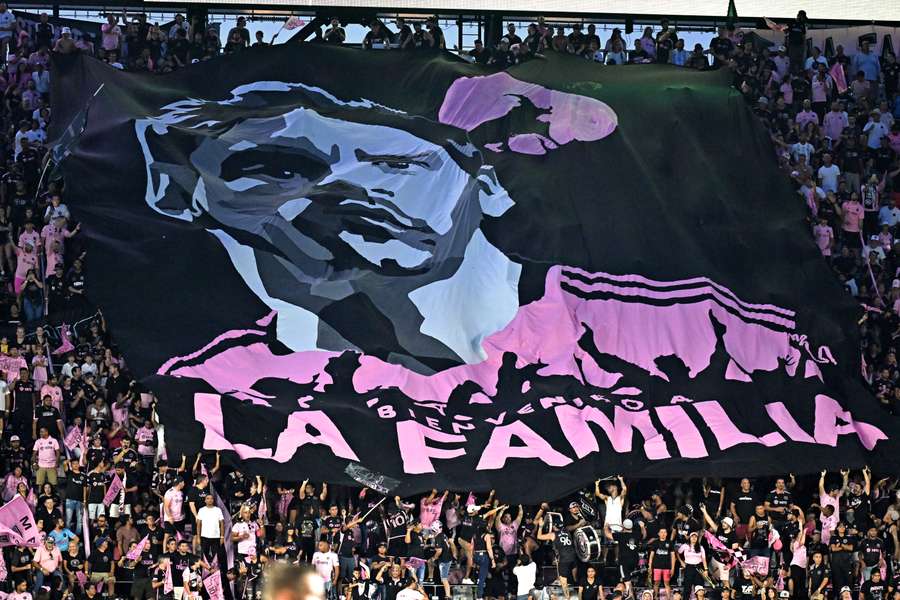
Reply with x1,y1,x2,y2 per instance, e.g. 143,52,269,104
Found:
763,17,787,32
830,62,848,93
82,506,91,558
103,473,124,506
164,563,174,594
0,548,6,581
284,16,305,30
52,323,75,355
465,492,476,506
741,555,769,575
75,570,87,587
126,535,149,560
64,426,82,451
0,496,41,547
204,571,225,600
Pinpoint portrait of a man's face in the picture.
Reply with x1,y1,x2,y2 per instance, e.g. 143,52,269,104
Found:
137,82,526,370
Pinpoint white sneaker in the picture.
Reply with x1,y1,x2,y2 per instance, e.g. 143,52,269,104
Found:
462,578,474,585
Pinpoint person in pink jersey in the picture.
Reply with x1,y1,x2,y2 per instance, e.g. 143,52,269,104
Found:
813,218,834,258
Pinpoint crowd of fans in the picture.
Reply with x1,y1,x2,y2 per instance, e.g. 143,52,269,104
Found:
0,5,899,600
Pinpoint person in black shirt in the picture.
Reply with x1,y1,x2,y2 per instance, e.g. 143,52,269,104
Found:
786,11,808,74
610,518,642,594
859,528,886,581
322,504,343,545
4,435,30,475
581,564,604,600
709,27,734,67
807,551,829,599
862,569,887,600
63,540,86,590
152,557,175,600
10,545,34,586
431,522,453,599
765,476,794,526
376,564,410,600
362,20,391,50
830,522,855,593
537,518,576,600
747,505,771,557
34,393,64,441
131,541,157,600
323,18,346,45
730,478,757,541
88,537,116,590
650,527,676,600
10,367,36,442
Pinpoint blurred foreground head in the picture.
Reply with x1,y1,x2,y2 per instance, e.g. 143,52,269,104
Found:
263,563,325,600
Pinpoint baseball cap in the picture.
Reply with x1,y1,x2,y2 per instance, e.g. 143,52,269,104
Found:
840,587,852,594
10,434,19,441
569,501,580,509
694,586,705,593
61,27,71,34
722,516,734,528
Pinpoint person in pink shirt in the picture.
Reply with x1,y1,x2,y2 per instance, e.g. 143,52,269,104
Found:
810,69,832,119
818,469,847,543
823,102,849,141
41,374,63,410
9,579,33,600
838,194,864,251
32,535,63,593
813,218,834,258
18,220,41,251
101,14,122,52
495,504,523,556
2,463,27,501
418,489,447,528
163,477,187,548
13,245,38,294
779,75,794,107
795,100,819,129
5,347,27,383
32,427,60,486
45,238,63,277
879,224,893,251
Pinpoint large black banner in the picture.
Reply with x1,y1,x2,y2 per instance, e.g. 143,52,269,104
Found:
51,46,900,501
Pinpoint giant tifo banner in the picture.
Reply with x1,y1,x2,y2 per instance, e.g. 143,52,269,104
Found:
51,46,899,501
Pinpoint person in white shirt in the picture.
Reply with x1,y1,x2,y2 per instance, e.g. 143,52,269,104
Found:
81,355,99,377
862,235,886,263
513,555,537,600
863,112,889,149
196,494,224,564
230,504,259,560
311,539,339,596
817,153,841,194
595,475,628,530
395,579,428,600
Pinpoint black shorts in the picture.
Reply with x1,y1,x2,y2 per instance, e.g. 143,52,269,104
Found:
619,562,637,582
164,520,186,536
558,561,576,580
